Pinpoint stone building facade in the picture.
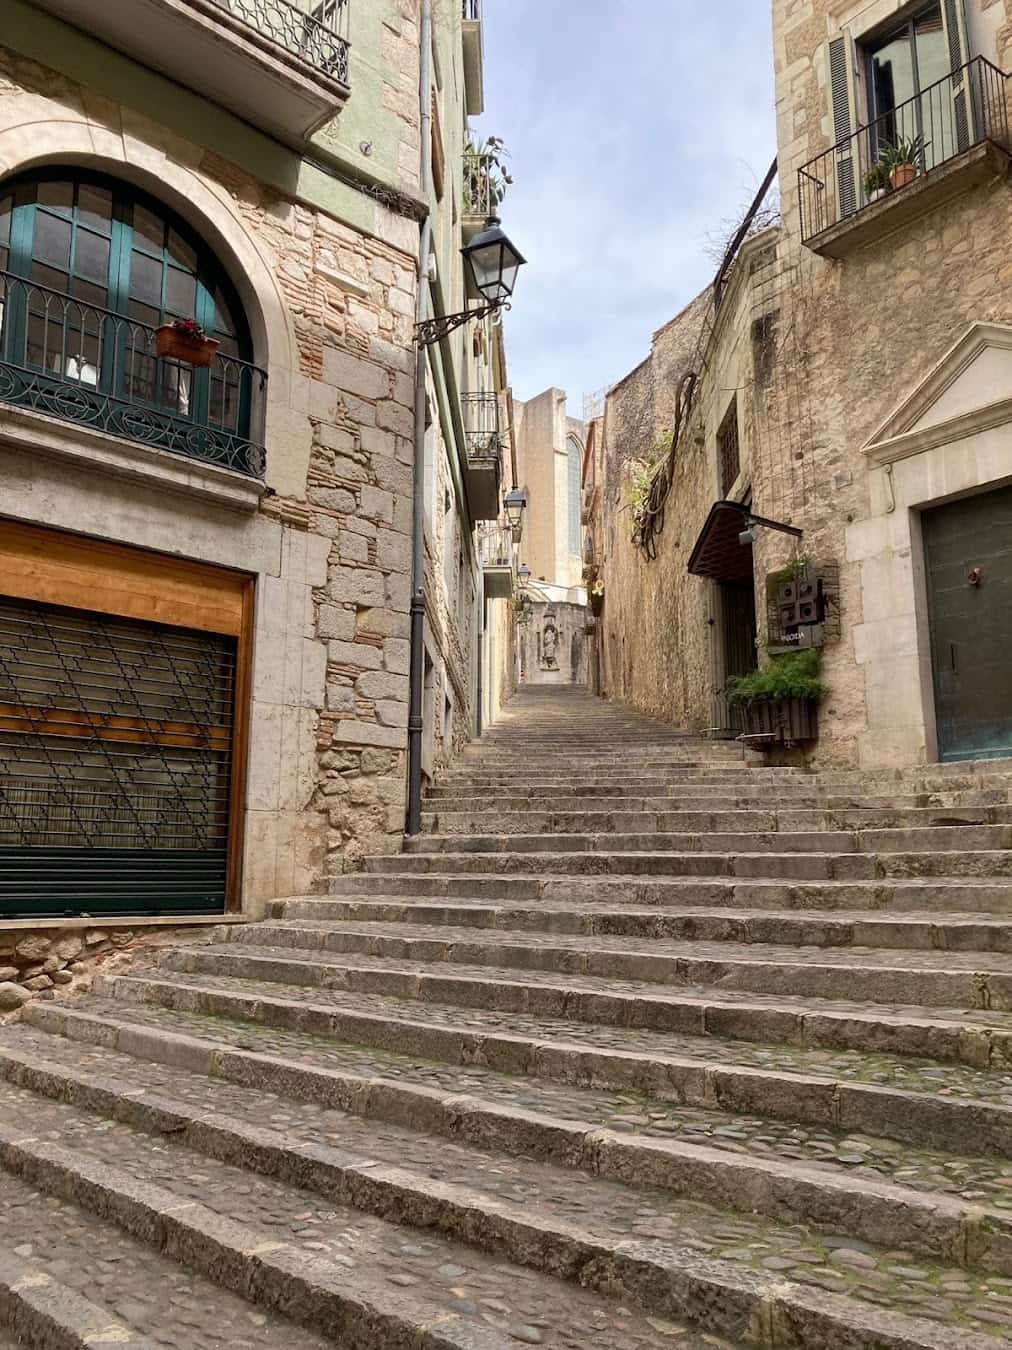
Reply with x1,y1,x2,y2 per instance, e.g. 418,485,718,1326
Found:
513,387,587,597
589,0,1012,771
0,0,518,1002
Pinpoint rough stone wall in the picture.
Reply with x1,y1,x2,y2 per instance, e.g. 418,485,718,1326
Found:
0,45,426,893
594,0,1012,767
597,293,714,729
520,603,589,686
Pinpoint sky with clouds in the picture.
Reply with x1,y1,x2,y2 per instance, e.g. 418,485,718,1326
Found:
479,2,777,416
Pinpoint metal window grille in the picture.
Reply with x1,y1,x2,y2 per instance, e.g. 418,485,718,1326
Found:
718,402,741,496
0,597,236,918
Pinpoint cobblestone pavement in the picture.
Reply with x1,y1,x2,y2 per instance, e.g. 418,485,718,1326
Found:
17,1003,1012,1213
0,1170,339,1349
5,688,1012,1348
115,966,1012,1105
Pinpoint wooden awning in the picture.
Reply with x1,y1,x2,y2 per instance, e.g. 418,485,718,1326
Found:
687,501,802,582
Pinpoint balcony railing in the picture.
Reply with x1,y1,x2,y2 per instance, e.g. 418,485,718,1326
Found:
463,150,498,221
478,523,513,570
462,0,481,20
215,0,351,86
0,271,267,478
798,57,1010,244
462,392,503,469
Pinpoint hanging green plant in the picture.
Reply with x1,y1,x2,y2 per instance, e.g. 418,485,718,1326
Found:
726,647,826,706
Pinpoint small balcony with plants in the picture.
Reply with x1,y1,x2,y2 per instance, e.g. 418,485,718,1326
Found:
462,137,511,241
461,391,504,521
798,56,1011,258
31,0,351,142
477,521,514,600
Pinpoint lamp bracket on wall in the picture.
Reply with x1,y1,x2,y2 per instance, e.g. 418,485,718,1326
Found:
415,301,509,348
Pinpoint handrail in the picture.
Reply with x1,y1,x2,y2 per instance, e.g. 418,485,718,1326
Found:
0,269,267,478
798,56,1010,242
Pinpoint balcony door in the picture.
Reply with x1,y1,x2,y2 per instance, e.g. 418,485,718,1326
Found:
863,2,968,169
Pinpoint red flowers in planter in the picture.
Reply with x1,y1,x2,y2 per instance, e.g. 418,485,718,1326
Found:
154,318,220,368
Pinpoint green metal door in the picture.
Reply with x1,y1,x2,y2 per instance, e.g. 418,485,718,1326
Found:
0,596,235,918
923,484,1012,761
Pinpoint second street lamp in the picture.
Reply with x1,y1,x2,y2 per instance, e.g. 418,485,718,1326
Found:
504,487,527,542
415,216,526,347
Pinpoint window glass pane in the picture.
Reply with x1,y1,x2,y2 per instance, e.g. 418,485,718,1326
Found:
74,229,111,286
31,262,70,295
0,196,10,248
69,277,109,310
132,204,165,255
36,180,74,213
211,285,238,339
77,184,113,234
165,266,197,318
167,229,197,271
33,212,72,271
130,250,163,307
128,297,161,330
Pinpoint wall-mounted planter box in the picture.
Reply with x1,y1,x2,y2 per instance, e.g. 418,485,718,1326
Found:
155,326,220,368
741,696,818,748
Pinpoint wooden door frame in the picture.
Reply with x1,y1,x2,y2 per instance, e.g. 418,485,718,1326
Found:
0,518,255,914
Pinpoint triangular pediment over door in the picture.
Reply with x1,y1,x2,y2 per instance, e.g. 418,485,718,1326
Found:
865,323,1012,467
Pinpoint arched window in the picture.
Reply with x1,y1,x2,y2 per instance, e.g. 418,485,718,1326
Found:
567,434,582,555
0,170,264,477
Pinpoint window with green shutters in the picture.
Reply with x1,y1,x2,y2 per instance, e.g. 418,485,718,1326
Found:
0,170,265,476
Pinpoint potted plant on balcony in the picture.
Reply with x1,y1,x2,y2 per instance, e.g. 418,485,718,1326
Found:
881,135,924,191
863,159,891,203
463,136,512,215
154,318,220,368
726,647,826,749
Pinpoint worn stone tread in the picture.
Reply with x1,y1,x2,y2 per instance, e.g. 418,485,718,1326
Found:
255,904,1012,952
2,1025,1011,1346
0,1162,337,1350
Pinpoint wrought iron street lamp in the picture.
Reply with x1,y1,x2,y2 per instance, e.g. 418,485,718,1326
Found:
504,487,527,542
415,217,526,347
517,563,532,589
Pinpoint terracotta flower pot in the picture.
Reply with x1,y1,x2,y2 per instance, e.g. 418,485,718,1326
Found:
155,325,220,368
889,163,916,190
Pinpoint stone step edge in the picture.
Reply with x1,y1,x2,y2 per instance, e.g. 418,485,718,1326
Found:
7,1023,1012,1300
0,1118,516,1350
0,1253,156,1350
79,974,1012,1156
162,943,1012,1070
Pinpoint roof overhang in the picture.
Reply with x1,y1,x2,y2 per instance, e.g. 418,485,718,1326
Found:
687,501,802,582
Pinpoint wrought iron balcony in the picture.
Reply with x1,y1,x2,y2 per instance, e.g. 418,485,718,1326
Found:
0,270,267,479
478,522,514,599
462,392,504,521
30,0,351,142
798,57,1011,257
462,148,502,240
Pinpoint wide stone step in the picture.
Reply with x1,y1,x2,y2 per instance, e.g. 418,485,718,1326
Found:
0,1066,716,1350
408,825,1012,856
94,969,1012,1156
7,1024,1012,1345
426,792,1011,814
266,899,1012,953
0,1132,335,1350
422,806,1012,835
368,848,1012,881
318,873,1012,915
159,939,1012,1065
202,921,1012,1009
19,998,1012,1221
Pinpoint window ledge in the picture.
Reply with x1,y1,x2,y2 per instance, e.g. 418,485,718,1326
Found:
804,140,1011,259
0,405,267,514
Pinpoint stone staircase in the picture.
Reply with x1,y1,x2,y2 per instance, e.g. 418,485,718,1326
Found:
2,689,1012,1348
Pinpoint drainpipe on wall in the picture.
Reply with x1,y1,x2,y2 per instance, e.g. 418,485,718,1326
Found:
406,0,433,836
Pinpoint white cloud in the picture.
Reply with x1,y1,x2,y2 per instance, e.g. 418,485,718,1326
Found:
479,0,776,411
